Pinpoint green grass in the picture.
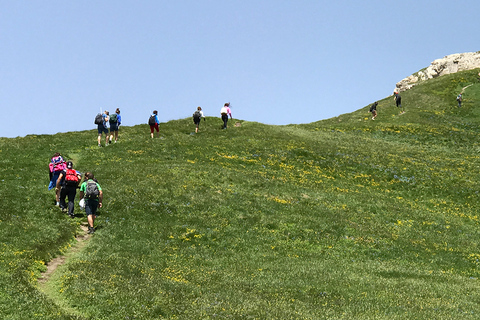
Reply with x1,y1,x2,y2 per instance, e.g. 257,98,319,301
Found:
1,68,480,319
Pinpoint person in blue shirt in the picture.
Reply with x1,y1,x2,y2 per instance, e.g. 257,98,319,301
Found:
150,110,160,138
109,108,122,143
98,110,109,147
48,153,66,205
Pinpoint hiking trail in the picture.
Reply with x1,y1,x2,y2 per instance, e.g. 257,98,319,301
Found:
461,84,473,93
38,222,91,285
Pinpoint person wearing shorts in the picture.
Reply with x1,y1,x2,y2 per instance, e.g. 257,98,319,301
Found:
79,172,103,234
98,111,109,147
193,106,205,133
150,110,160,138
109,108,122,143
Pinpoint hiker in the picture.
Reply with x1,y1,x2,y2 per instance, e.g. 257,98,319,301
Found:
394,91,404,114
456,93,462,108
97,110,109,147
149,110,160,138
56,161,82,218
193,106,205,133
109,108,122,143
48,153,66,205
79,172,103,234
370,101,378,120
220,102,232,129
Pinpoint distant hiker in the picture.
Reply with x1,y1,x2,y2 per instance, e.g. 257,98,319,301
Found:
193,106,205,133
79,172,103,234
220,102,232,129
48,153,66,205
97,110,110,147
394,92,404,114
456,93,462,108
109,108,122,143
56,161,82,218
149,110,160,138
369,101,378,120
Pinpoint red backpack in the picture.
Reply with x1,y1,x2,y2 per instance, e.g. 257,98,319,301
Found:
64,169,79,187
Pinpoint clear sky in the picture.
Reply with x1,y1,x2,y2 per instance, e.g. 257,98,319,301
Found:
1,0,479,138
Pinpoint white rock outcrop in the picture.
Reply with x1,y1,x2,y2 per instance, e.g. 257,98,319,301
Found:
395,51,480,92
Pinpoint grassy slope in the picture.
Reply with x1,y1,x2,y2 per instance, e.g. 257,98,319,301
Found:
1,68,480,319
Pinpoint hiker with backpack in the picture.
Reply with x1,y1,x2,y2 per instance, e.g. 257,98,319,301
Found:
394,91,404,114
79,172,103,234
56,161,82,218
109,108,122,143
220,102,232,129
456,93,462,108
193,106,205,133
49,153,66,205
96,110,110,147
369,101,378,120
149,110,160,138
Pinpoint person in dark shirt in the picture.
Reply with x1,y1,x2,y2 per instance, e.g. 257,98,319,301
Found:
394,91,404,114
369,101,378,120
56,161,82,218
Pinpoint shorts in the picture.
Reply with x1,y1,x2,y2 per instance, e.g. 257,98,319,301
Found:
98,124,108,135
110,123,118,132
84,199,99,216
150,124,159,133
194,117,201,125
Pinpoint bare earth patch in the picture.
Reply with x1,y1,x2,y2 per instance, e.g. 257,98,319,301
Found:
38,223,91,284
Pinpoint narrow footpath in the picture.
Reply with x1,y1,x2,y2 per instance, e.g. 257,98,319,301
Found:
38,223,91,285
37,222,92,318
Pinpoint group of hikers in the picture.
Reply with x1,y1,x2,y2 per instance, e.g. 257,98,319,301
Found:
95,108,122,147
48,153,103,234
51,103,233,233
94,103,233,144
368,91,463,120
147,102,233,137
368,91,403,121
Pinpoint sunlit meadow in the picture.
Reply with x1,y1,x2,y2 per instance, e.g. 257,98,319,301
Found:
1,69,480,319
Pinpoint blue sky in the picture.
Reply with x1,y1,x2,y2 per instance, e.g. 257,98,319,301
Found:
1,0,479,138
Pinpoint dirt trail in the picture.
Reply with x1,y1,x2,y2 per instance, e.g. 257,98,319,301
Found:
461,84,473,93
38,223,91,285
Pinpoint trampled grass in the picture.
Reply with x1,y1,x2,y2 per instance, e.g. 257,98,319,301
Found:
1,68,480,319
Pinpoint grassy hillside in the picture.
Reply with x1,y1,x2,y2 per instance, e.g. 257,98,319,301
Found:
1,68,480,319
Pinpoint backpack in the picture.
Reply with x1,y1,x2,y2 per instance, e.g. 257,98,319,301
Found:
50,156,66,172
457,94,462,101
193,110,202,121
85,180,100,199
220,107,227,115
94,113,103,125
109,113,118,124
64,169,79,187
148,115,156,126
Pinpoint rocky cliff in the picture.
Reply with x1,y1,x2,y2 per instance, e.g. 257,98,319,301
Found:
395,51,480,92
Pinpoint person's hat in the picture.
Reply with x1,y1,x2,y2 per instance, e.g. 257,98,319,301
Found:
66,161,73,169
